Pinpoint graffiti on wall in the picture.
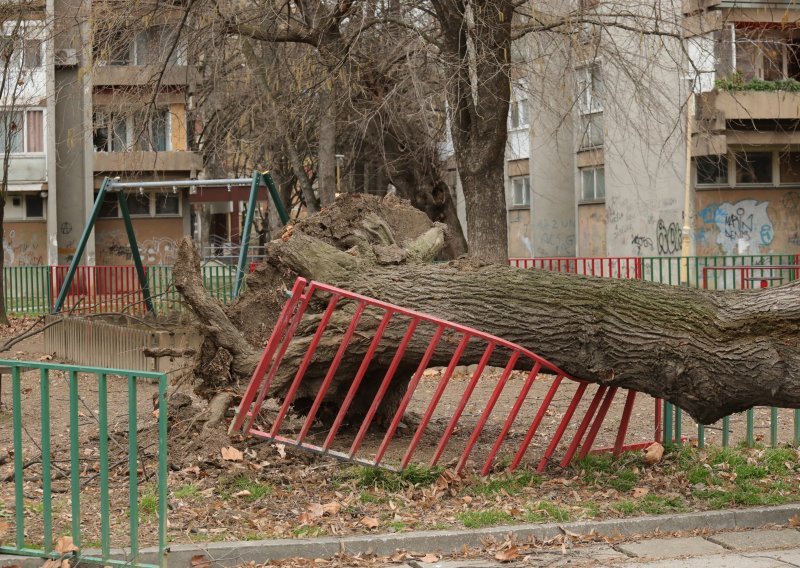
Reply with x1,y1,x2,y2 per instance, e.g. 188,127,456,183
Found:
630,234,653,254
698,200,773,255
100,230,179,265
656,219,682,255
4,228,44,266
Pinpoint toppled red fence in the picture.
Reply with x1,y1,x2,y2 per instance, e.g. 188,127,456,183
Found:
230,277,660,474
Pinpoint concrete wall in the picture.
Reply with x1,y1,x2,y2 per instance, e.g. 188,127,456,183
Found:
3,221,47,266
95,217,184,265
599,3,687,258
695,188,800,256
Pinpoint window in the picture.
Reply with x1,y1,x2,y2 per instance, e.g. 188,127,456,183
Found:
696,155,728,185
24,194,43,218
93,111,128,152
735,32,800,81
577,65,603,149
0,110,42,154
135,109,169,152
126,192,151,216
735,152,772,184
94,29,131,65
98,190,181,217
97,192,118,218
22,39,40,69
154,192,179,215
510,176,530,207
780,152,800,184
509,98,528,130
134,26,183,65
580,167,605,201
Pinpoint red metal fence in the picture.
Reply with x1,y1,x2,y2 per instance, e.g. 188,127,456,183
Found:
231,277,661,474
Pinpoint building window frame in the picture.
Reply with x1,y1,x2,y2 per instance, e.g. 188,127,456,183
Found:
577,63,604,150
5,192,45,220
509,175,531,208
579,166,605,203
0,108,45,155
695,154,730,186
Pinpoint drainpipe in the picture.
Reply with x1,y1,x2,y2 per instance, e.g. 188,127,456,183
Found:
681,85,695,286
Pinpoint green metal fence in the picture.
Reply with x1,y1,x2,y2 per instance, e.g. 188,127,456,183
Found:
0,360,168,567
3,266,51,314
641,254,800,289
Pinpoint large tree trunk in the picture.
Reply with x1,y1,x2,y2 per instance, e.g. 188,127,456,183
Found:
175,194,800,426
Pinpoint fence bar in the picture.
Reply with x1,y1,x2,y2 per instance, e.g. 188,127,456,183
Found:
675,407,682,446
12,367,24,548
510,374,564,471
157,373,168,561
771,407,778,448
40,369,53,552
128,374,139,558
559,386,607,467
664,401,673,447
233,170,261,299
746,409,755,447
698,424,705,449
98,372,111,560
722,416,730,447
68,370,81,547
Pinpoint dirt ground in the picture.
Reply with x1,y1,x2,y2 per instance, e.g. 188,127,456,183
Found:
1,318,800,552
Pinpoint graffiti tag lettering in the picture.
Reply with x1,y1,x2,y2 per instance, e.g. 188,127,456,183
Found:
656,220,681,255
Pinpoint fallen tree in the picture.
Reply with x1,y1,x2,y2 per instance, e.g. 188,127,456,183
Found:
174,194,800,425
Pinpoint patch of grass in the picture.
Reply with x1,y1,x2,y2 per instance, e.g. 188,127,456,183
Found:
531,501,570,522
734,463,768,481
613,500,639,515
218,474,273,501
577,453,639,492
140,490,158,516
457,509,514,528
292,526,326,538
609,469,638,493
694,481,791,509
470,471,539,497
638,495,688,515
687,465,711,485
358,491,386,504
243,533,267,541
26,502,44,515
344,464,443,491
582,501,601,518
763,448,797,475
427,523,450,531
174,484,200,500
387,521,407,532
709,448,748,469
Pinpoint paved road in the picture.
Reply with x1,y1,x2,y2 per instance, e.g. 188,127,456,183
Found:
407,527,800,567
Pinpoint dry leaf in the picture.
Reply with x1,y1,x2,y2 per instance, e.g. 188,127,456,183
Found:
790,514,800,528
644,442,664,465
632,487,650,498
307,503,325,519
191,554,212,568
0,520,9,536
42,560,60,568
232,490,252,498
360,516,379,529
322,502,341,516
419,553,439,563
60,559,70,568
495,546,520,562
221,446,244,461
54,535,79,555
276,443,287,459
390,551,409,562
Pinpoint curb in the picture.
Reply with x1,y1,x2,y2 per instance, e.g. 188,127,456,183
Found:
3,504,800,567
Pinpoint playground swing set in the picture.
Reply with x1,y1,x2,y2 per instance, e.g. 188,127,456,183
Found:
51,170,289,315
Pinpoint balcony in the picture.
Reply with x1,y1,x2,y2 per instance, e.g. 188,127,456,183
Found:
5,155,46,183
92,65,195,87
700,89,800,121
93,151,201,173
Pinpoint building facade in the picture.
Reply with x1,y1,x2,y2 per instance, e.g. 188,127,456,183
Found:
0,0,203,268
461,0,800,261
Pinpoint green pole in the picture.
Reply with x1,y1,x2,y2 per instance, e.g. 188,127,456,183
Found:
233,171,261,299
664,401,673,448
52,177,111,313
117,191,156,315
262,170,290,225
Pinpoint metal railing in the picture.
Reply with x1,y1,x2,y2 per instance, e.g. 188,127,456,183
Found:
513,254,800,449
0,360,168,567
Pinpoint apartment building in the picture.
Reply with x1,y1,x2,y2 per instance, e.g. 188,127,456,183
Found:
0,0,202,267
482,0,800,260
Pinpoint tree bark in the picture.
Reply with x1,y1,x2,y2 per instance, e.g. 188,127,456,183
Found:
175,194,800,426
317,82,337,207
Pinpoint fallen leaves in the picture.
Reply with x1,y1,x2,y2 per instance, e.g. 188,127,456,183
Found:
790,514,800,528
418,553,439,563
494,546,519,562
221,446,244,461
644,442,664,465
190,554,212,568
53,535,79,555
360,516,379,529
0,520,9,537
632,487,650,498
